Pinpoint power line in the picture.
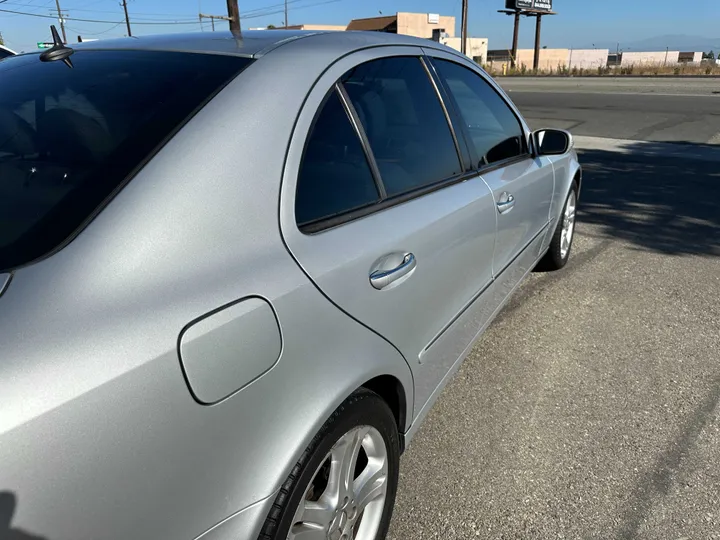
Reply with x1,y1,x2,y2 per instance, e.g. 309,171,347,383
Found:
242,0,330,17
0,6,202,23
1,1,197,17
243,0,342,20
0,0,346,29
66,21,123,35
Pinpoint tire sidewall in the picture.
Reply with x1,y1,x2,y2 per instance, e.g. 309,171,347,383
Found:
546,184,578,270
559,186,578,264
270,392,400,540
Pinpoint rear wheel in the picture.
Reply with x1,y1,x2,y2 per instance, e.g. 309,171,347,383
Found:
259,389,400,540
539,184,578,271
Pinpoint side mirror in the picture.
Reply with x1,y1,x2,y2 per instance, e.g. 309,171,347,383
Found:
533,129,572,156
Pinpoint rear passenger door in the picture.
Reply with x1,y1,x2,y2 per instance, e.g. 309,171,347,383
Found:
280,49,498,416
427,52,555,286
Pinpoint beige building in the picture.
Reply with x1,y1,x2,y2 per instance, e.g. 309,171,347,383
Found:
272,12,488,61
621,51,680,66
346,12,455,39
567,49,610,70
395,12,456,39
488,48,609,71
515,48,569,71
441,37,488,63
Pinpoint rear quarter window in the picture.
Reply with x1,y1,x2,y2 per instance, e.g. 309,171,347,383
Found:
0,50,251,272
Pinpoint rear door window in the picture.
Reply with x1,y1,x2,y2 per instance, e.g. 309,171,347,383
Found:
432,58,527,167
341,57,462,197
295,88,380,227
0,50,251,272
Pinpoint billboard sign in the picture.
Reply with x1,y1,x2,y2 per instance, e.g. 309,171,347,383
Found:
505,0,553,11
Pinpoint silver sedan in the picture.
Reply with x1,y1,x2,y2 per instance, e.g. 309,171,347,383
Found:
0,29,580,540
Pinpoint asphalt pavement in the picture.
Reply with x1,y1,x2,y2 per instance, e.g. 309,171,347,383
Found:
388,81,720,539
498,78,720,145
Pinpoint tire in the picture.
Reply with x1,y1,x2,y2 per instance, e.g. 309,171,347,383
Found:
538,183,578,271
258,389,400,540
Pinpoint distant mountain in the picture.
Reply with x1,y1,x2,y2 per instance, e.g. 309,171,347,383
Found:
586,35,720,53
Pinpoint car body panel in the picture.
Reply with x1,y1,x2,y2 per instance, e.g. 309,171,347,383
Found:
0,41,413,540
0,30,579,540
404,222,547,444
420,48,556,274
480,158,555,277
278,45,499,418
178,296,283,405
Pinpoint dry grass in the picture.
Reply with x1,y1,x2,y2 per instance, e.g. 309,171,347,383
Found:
483,62,720,77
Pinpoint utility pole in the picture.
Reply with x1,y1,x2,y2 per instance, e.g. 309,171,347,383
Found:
460,0,468,55
226,0,240,34
284,0,288,27
121,0,132,37
511,11,520,68
53,0,67,43
199,13,230,31
533,13,542,72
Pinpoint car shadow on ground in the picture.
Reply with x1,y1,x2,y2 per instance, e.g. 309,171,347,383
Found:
0,492,46,540
577,141,720,257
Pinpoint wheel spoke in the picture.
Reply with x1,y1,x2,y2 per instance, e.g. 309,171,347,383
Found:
287,521,328,540
353,459,388,513
298,499,334,528
325,427,369,506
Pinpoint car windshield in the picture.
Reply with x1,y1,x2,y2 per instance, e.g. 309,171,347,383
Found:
0,49,251,272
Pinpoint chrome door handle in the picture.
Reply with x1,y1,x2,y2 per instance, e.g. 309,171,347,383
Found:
370,253,417,290
497,193,515,214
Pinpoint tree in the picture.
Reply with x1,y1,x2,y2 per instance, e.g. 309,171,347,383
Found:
0,32,4,46
267,24,276,29
703,50,715,60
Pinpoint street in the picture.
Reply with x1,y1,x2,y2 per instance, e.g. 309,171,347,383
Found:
388,80,720,539
500,77,720,144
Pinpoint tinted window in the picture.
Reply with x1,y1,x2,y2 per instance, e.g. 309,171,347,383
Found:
433,59,526,167
0,49,13,60
296,89,380,227
0,50,250,272
342,57,462,197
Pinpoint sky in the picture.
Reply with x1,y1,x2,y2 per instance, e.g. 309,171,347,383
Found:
1,0,719,53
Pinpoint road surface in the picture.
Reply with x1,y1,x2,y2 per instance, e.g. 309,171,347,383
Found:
388,84,720,539
499,78,720,145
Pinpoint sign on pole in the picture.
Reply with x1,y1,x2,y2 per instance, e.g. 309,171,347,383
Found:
37,42,54,49
505,0,553,11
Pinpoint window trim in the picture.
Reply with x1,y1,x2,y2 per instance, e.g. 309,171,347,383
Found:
297,54,472,235
294,85,383,230
335,82,387,199
418,56,468,172
301,169,480,234
425,55,533,173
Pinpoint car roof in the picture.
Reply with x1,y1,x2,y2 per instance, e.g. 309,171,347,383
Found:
57,29,451,58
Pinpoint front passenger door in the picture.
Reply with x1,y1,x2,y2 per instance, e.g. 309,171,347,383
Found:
428,54,555,285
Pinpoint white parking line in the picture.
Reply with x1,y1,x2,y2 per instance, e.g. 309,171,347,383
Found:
573,135,720,162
